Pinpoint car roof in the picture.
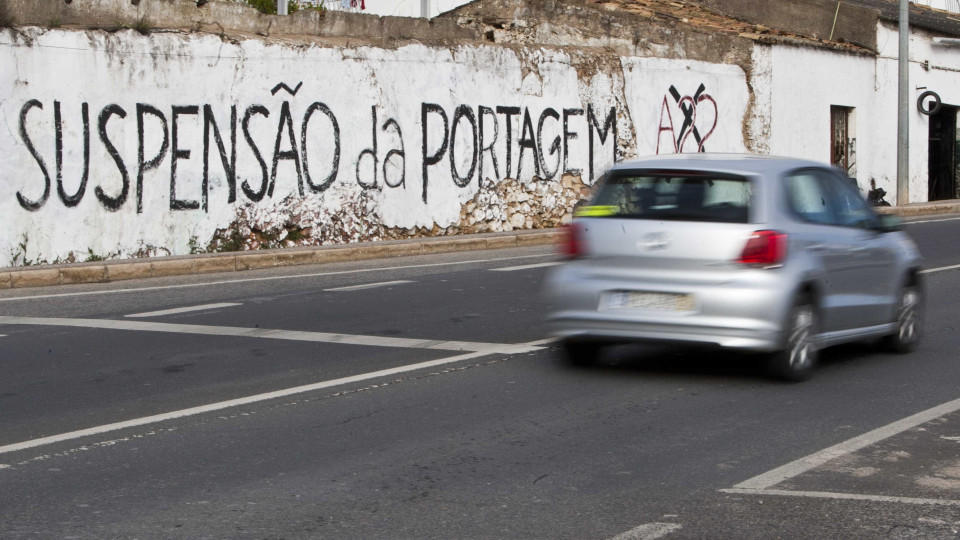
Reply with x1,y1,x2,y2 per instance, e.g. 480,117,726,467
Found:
610,153,833,177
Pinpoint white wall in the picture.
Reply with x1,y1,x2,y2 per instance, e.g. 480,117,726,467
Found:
621,57,750,157
1,28,624,264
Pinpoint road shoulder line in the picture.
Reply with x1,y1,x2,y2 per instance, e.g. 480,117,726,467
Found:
731,395,960,491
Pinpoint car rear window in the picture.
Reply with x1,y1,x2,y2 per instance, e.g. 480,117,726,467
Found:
585,171,752,223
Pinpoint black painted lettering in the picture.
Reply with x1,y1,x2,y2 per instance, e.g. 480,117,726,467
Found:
562,108,583,176
449,105,477,188
495,106,520,179
241,105,270,202
382,118,405,189
588,104,617,182
204,104,238,206
137,104,170,214
421,103,448,204
270,102,304,198
478,105,499,185
537,107,561,180
170,105,200,211
301,102,340,193
517,108,539,179
356,106,378,190
95,104,130,211
54,102,90,208
17,100,51,211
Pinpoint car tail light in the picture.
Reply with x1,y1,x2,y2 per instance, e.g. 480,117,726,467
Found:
738,230,787,266
560,223,585,259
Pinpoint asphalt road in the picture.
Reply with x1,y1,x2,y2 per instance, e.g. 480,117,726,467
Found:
2,217,960,538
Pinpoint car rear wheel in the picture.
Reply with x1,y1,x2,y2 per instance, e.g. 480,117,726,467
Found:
768,296,818,382
562,339,603,366
882,283,923,353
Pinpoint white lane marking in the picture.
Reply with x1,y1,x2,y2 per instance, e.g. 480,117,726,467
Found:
0,316,542,355
324,280,414,292
0,337,546,456
609,522,682,540
490,262,561,272
721,488,960,507
125,302,242,318
0,253,555,303
921,263,960,275
905,216,960,225
732,395,960,491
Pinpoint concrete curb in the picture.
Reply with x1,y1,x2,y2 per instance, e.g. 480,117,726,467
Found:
1,200,956,291
0,230,563,290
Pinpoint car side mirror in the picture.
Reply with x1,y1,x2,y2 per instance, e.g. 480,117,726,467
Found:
876,214,903,233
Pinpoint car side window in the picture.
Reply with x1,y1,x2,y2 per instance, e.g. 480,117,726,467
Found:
822,171,879,229
785,172,834,225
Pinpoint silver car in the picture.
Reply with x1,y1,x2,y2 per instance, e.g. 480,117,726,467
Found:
544,154,923,380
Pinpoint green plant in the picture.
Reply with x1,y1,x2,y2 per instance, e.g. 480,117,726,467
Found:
49,17,62,28
188,235,205,255
132,15,151,35
242,0,325,15
84,248,104,262
214,222,245,253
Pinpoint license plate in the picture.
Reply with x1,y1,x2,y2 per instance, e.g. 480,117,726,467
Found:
600,291,695,312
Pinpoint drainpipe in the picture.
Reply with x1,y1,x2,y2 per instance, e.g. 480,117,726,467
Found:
277,0,288,15
897,0,909,205
421,0,431,18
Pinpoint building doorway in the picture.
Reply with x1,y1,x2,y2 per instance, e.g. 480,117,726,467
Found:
928,105,958,201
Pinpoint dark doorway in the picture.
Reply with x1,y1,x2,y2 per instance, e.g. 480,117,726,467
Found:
928,105,957,201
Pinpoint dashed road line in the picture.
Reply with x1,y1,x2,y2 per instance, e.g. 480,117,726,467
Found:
609,522,682,540
125,302,242,318
490,262,561,272
0,253,553,303
324,280,414,292
0,316,542,355
0,337,546,457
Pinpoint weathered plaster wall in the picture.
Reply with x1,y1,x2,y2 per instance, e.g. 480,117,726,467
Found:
2,27,630,264
875,21,960,203
764,45,882,190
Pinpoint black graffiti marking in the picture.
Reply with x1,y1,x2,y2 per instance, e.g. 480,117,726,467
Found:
270,101,304,198
450,105,478,188
301,102,340,193
357,105,379,190
204,105,238,205
517,108,539,180
137,104,170,214
382,117,405,189
95,104,130,212
588,104,617,183
421,103,448,203
17,100,51,211
495,106,520,179
562,108,583,176
271,82,303,96
537,107,561,180
169,106,201,211
670,83,705,149
478,105,499,184
55,101,90,208
241,105,270,202
54,102,90,208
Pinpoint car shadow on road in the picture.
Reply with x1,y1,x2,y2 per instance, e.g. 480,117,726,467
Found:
552,340,895,382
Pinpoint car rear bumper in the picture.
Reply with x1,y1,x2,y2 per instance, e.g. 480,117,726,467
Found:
544,263,795,353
